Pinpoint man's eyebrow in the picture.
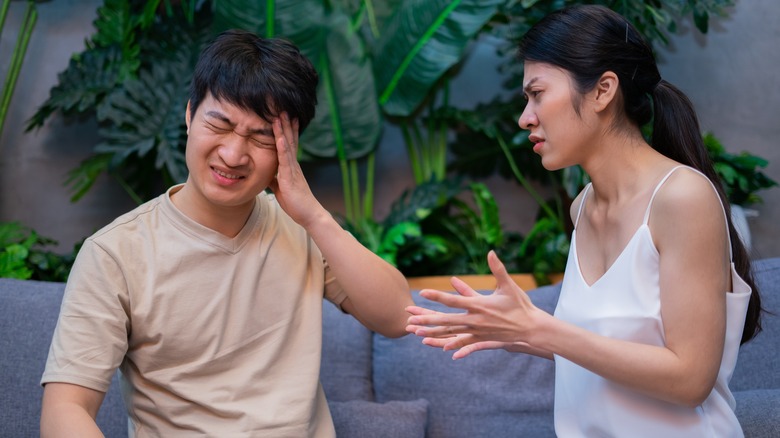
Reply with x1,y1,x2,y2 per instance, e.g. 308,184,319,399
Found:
205,110,274,136
522,77,540,94
205,110,232,125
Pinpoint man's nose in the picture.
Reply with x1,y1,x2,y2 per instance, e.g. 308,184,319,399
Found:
218,133,251,167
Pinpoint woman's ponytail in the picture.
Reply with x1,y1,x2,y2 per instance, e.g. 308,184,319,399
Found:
652,80,763,344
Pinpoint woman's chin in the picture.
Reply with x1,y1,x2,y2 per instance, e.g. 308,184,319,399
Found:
540,156,564,171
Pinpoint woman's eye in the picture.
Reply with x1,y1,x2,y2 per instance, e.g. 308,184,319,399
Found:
523,91,541,101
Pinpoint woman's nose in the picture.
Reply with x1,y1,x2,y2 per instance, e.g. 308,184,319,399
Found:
518,105,537,130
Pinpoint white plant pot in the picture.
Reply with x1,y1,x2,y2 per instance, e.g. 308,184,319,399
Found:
730,204,753,251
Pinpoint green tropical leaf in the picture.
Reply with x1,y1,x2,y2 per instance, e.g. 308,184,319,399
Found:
213,0,272,36
215,1,379,160
0,244,32,280
95,58,190,185
383,178,464,227
374,0,504,116
469,182,502,246
92,0,144,81
302,12,380,159
93,0,133,47
64,154,112,203
26,45,124,130
692,9,709,34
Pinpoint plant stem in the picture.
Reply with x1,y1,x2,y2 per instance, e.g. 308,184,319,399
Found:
437,81,450,180
401,123,423,183
363,152,375,220
0,0,10,37
411,122,429,183
363,0,379,38
112,173,144,206
163,0,174,17
182,0,195,25
495,132,559,222
0,1,36,140
266,0,275,37
349,159,360,221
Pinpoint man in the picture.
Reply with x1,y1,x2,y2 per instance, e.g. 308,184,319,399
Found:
40,30,413,437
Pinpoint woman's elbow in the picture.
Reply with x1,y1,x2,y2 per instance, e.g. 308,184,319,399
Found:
669,375,718,408
374,312,412,338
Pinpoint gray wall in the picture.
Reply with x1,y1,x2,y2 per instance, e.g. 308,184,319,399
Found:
657,0,780,259
1,0,777,258
0,0,136,252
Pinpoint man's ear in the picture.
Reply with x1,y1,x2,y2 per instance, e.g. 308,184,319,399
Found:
185,100,192,134
592,71,619,113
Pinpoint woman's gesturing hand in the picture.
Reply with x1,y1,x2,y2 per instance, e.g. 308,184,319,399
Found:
406,250,552,359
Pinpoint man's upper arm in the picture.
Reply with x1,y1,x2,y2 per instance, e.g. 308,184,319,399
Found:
42,239,130,391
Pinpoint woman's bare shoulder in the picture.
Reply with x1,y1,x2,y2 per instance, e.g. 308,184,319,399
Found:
649,167,728,249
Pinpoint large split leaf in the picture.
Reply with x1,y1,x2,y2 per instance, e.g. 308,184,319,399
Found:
302,12,380,159
95,58,190,185
26,45,124,130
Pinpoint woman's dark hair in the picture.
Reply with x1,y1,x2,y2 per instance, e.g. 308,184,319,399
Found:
189,29,319,133
518,4,762,344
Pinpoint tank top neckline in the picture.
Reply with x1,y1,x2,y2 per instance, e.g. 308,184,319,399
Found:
571,165,729,288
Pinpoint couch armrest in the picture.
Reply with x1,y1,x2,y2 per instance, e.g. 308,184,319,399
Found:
734,389,780,438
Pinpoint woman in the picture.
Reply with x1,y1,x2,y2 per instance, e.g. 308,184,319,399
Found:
405,5,763,437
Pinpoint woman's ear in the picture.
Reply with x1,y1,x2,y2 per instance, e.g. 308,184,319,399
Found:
592,71,619,113
185,101,192,134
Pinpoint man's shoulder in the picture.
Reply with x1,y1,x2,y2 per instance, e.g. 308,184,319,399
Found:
88,193,167,243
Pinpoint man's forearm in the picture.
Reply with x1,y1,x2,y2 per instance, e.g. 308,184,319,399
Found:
306,212,413,337
41,403,104,438
41,383,106,438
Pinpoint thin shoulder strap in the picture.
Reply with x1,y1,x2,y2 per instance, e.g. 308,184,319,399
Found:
574,183,592,229
643,165,734,261
642,166,685,225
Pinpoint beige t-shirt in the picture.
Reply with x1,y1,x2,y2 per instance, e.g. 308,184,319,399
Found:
42,185,346,437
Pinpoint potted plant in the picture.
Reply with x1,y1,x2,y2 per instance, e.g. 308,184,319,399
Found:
703,132,778,250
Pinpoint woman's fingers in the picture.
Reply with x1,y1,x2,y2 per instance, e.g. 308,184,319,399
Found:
488,250,515,292
418,288,472,310
450,276,480,297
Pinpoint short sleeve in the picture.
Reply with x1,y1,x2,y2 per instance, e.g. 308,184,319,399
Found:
322,258,347,308
41,239,131,392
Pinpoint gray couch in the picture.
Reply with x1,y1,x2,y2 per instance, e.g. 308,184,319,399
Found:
2,258,779,437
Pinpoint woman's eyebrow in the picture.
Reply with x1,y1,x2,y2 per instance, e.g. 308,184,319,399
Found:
522,77,540,94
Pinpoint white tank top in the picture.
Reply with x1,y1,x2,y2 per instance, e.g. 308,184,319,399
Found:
553,166,751,437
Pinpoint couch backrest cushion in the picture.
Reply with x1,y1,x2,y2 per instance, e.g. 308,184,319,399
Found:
372,283,560,438
0,279,127,437
320,301,375,401
731,257,780,391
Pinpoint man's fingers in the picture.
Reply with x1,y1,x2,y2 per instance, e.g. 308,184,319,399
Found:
281,113,296,153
